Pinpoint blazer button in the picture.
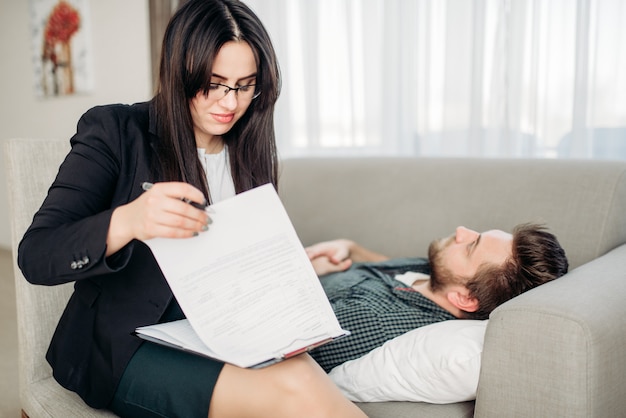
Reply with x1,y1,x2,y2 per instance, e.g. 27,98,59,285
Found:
70,258,89,269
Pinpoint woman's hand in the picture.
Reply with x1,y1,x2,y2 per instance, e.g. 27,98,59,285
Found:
106,182,211,256
305,239,354,276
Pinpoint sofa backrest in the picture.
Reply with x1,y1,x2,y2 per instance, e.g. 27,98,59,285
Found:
279,157,626,270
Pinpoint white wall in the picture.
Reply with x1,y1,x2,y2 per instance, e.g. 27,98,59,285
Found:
0,0,153,249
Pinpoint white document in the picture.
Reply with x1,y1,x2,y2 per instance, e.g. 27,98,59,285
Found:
139,184,348,368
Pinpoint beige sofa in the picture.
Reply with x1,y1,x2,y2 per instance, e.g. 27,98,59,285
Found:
6,137,626,417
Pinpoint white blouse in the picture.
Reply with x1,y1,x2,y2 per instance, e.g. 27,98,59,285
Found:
197,146,235,204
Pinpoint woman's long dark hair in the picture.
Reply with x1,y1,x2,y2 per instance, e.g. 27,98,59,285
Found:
154,0,281,201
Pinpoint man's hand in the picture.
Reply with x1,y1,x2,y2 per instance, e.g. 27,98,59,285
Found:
305,238,391,276
305,239,354,276
309,255,353,276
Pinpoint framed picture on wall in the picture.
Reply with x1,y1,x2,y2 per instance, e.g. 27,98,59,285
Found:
29,0,93,97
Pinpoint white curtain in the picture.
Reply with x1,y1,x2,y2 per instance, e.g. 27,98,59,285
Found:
246,0,626,159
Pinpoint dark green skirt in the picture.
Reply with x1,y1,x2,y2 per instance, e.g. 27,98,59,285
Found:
109,300,224,418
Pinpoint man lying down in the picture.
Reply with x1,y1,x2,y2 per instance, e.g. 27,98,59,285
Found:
305,223,568,403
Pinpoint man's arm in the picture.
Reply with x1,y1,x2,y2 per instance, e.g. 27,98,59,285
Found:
305,239,389,276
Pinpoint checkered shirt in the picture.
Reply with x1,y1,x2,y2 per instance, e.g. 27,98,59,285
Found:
310,257,455,372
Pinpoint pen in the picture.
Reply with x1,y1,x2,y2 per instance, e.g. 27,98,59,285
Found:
141,182,209,210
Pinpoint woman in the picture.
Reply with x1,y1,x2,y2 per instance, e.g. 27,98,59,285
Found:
18,1,366,417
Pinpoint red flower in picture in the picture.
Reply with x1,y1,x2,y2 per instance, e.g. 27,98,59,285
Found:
45,1,80,44
41,1,81,95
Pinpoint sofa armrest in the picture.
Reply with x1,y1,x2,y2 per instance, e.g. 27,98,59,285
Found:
475,244,626,418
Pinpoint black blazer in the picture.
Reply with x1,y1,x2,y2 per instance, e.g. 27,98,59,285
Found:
18,101,177,408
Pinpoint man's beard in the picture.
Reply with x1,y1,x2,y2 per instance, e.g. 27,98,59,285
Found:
427,236,456,292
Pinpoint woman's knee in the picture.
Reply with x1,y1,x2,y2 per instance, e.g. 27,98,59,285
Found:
210,354,362,418
267,355,346,417
274,354,322,387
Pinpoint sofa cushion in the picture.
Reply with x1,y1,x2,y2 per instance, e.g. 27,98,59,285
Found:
328,319,487,403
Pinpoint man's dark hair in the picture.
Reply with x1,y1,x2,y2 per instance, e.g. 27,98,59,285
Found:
462,223,569,319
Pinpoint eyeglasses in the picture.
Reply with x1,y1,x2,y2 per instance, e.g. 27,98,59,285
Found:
206,82,260,101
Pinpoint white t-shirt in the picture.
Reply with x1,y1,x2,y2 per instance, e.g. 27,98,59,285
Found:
394,271,431,287
197,146,235,203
